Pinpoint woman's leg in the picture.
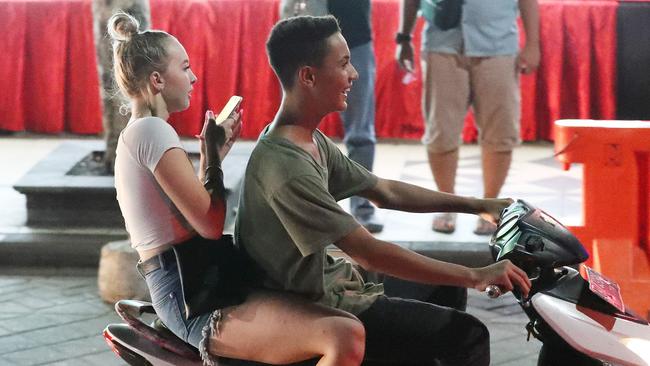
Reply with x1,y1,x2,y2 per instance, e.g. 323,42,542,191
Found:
204,290,365,366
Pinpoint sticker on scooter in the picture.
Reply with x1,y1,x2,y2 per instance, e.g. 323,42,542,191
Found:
584,265,625,313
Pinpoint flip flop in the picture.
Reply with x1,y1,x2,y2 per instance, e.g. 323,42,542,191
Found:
432,213,457,234
474,217,497,236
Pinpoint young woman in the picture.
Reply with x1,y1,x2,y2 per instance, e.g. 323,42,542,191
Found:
109,11,364,366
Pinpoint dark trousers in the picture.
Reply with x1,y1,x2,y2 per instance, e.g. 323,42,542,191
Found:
221,281,487,366
355,276,488,366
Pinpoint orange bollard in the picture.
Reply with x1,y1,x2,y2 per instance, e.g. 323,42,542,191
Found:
554,119,650,318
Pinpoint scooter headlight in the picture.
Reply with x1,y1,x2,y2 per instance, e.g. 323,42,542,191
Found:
489,200,588,269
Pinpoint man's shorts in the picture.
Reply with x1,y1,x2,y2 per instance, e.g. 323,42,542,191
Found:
421,52,521,153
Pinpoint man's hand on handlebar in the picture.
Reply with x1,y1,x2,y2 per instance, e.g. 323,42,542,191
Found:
471,259,531,298
478,198,514,225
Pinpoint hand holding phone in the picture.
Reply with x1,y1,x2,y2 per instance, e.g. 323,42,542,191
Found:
205,96,243,161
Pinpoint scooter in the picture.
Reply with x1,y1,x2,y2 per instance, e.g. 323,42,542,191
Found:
487,199,650,366
104,200,650,366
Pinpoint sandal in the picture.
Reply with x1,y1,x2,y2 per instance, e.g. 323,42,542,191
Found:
474,217,497,236
432,213,457,234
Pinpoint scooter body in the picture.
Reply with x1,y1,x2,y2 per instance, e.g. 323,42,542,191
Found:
490,200,650,366
104,200,650,365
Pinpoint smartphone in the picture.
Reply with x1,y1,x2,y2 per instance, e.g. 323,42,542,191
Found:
213,95,243,125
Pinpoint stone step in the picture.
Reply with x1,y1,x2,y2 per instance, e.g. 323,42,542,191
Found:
0,229,127,267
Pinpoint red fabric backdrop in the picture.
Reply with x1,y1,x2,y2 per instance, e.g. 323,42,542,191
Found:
0,0,618,141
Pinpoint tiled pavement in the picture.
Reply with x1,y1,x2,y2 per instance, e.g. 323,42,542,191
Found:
0,268,123,365
0,135,585,365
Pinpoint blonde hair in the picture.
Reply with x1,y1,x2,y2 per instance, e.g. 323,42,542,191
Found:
107,11,172,105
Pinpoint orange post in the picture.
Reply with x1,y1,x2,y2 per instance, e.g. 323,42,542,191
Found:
554,119,650,318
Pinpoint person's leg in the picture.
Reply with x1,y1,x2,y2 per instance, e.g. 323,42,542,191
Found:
145,258,363,366
421,52,470,233
471,55,520,199
357,296,490,366
481,149,512,199
381,274,467,311
341,42,382,233
471,55,520,235
201,290,365,366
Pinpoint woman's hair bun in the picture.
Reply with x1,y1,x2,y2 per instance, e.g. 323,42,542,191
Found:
107,11,140,42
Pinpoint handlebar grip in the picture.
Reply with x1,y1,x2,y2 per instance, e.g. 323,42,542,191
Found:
486,285,502,298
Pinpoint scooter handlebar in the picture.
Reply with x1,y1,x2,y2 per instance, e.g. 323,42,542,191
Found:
486,285,502,298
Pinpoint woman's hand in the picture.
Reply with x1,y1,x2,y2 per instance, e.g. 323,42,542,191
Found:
198,109,242,161
477,198,513,225
218,109,243,161
199,110,226,152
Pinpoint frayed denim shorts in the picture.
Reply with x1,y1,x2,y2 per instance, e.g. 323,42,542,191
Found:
140,248,223,365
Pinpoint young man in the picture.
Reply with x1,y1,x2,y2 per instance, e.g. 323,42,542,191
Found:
236,16,531,365
280,0,384,233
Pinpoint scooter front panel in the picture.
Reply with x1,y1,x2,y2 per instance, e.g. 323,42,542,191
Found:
532,293,650,365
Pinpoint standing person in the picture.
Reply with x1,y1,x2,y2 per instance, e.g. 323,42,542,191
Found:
396,0,540,235
280,0,383,233
237,15,531,365
109,11,365,366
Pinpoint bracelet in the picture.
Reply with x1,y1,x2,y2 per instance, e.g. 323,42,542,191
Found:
204,165,226,199
395,32,412,44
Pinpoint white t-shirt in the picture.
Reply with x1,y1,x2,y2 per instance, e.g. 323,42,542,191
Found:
114,117,195,252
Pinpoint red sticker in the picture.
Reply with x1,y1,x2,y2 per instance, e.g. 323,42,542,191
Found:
585,266,625,313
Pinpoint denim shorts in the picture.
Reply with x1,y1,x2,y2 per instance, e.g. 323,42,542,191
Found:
142,253,213,348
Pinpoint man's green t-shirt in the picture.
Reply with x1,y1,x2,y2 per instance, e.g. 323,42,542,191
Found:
236,127,384,315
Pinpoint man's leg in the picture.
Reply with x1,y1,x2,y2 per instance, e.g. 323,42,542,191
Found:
357,296,490,366
471,55,520,235
481,149,512,199
381,274,467,310
427,149,458,195
341,42,382,233
421,53,470,233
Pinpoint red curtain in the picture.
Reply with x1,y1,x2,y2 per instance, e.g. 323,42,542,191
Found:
0,0,102,134
529,1,618,141
0,0,618,142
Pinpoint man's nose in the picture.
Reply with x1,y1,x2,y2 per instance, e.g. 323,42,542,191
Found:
350,64,359,81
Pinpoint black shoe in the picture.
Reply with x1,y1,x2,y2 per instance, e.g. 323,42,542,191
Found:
355,213,384,233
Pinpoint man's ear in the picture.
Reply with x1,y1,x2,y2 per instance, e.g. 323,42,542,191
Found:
297,66,316,88
149,71,165,93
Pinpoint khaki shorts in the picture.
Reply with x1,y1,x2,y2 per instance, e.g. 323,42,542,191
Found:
421,52,521,153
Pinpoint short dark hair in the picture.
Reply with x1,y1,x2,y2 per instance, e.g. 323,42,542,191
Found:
266,15,341,88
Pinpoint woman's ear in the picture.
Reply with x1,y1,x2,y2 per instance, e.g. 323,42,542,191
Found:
149,71,165,93
297,66,316,88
